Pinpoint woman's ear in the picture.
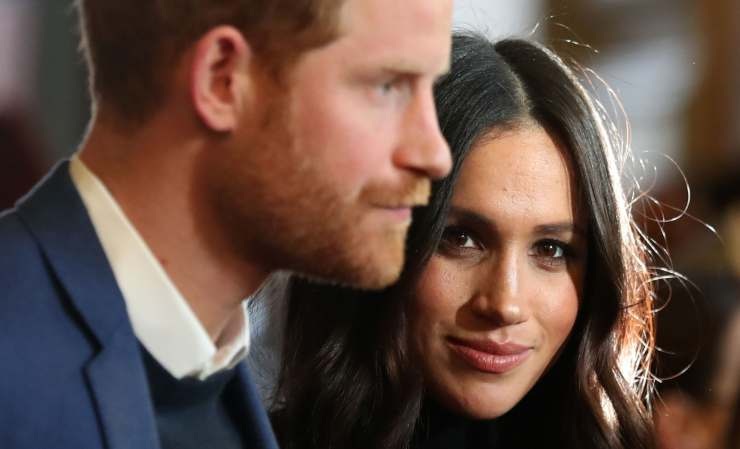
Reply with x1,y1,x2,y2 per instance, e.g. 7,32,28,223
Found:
190,26,252,132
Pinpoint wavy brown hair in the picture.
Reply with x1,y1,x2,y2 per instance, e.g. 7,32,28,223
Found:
273,33,656,449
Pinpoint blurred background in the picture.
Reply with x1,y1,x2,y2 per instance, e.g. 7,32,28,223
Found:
0,1,738,447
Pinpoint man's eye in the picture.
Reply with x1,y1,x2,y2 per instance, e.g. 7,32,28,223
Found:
377,78,403,96
375,76,411,98
378,80,397,95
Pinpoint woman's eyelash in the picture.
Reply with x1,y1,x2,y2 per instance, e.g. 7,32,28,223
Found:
531,239,580,267
438,228,581,268
440,226,481,250
535,239,568,256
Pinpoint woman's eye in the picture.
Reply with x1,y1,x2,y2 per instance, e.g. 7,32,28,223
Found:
531,239,575,269
535,241,565,259
441,227,479,249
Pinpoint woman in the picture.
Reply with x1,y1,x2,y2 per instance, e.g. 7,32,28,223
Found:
270,33,656,449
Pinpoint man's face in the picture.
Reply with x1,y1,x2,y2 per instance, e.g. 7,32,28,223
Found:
211,0,453,289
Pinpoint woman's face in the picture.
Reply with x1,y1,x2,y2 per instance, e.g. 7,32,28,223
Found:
409,125,587,419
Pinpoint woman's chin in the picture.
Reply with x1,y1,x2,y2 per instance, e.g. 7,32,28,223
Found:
443,391,519,420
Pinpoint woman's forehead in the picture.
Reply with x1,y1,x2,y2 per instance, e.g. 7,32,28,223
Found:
452,126,584,227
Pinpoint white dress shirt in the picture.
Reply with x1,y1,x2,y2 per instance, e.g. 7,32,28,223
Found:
69,155,249,380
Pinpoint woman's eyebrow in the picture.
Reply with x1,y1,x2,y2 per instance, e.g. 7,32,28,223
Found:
448,207,587,238
533,222,586,237
447,206,493,229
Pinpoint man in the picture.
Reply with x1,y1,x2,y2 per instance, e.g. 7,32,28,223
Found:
0,0,452,448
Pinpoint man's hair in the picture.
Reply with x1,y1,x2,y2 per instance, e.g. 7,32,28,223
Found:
75,0,344,124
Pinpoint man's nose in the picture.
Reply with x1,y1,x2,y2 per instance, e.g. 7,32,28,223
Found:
393,89,452,180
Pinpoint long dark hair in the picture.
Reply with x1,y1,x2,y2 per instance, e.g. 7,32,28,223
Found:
272,33,656,449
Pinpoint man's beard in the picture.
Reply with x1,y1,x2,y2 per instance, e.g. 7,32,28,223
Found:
205,92,429,290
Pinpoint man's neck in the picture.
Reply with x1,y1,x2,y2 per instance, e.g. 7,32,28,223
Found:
78,117,269,342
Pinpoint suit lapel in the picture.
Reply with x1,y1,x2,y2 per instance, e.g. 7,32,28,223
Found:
19,162,281,449
85,329,160,449
17,161,160,449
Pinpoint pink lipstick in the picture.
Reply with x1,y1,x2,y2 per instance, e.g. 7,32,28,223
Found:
447,337,532,374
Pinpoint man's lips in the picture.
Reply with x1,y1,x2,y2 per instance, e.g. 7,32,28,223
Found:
447,337,533,374
372,201,425,222
378,206,412,221
363,179,431,212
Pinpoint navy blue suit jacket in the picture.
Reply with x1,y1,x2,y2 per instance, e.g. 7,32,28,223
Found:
0,162,280,449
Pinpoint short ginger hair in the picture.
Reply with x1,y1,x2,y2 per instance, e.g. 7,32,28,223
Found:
75,0,344,124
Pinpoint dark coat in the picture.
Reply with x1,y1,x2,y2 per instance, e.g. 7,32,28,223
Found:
0,161,279,449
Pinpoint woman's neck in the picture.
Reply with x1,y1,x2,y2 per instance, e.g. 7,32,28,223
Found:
411,398,500,449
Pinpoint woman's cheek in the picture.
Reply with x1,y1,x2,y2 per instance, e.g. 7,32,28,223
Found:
538,279,580,346
412,256,469,325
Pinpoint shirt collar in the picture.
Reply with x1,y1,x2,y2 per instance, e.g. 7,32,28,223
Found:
69,154,249,380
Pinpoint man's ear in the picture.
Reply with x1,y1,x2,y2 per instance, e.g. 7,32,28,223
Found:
190,26,252,132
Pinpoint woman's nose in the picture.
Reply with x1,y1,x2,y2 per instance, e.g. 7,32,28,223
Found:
469,251,529,326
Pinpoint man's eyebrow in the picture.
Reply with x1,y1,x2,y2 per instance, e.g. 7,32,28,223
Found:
378,66,422,78
379,59,451,78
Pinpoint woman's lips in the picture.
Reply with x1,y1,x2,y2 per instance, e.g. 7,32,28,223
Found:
447,337,532,374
